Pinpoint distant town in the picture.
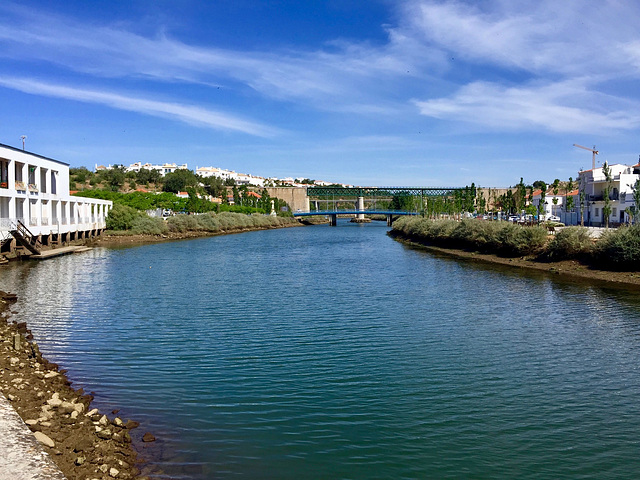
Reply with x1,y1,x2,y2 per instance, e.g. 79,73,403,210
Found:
94,162,353,189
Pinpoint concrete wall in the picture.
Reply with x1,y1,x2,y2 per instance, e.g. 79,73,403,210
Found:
265,187,309,213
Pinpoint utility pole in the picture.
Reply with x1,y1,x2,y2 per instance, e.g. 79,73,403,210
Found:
20,135,27,151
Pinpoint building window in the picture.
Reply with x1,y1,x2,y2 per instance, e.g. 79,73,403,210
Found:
613,208,617,216
595,208,599,217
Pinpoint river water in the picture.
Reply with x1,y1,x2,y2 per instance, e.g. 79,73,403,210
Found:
2,221,640,479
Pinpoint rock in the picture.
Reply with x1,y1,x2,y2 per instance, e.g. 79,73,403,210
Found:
9,357,19,366
60,401,76,414
142,432,156,442
75,456,86,466
125,420,139,429
74,402,85,413
99,414,109,426
96,429,112,440
47,393,63,407
99,464,109,473
74,437,93,452
34,431,55,448
70,410,79,419
25,419,38,426
86,408,99,416
7,394,16,401
114,417,124,427
109,467,120,477
44,371,58,379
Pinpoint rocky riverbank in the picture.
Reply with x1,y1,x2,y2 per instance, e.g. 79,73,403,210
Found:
0,291,149,479
390,232,640,289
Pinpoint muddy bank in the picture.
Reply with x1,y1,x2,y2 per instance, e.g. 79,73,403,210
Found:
90,221,304,248
389,232,640,289
0,291,151,479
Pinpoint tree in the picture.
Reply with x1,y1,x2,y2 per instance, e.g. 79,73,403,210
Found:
537,182,547,222
578,174,586,226
551,179,560,216
565,177,575,213
162,169,199,193
602,161,612,228
631,177,640,224
516,178,527,213
101,165,126,192
136,168,162,185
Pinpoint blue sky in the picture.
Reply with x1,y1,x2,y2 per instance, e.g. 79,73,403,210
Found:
1,1,640,187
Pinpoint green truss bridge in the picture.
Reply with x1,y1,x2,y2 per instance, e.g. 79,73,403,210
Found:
296,186,464,226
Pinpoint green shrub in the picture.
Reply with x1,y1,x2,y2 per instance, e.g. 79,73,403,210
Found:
106,204,140,231
130,216,168,235
545,227,593,260
594,225,640,270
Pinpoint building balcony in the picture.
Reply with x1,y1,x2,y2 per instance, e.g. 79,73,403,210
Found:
14,181,26,191
589,193,619,202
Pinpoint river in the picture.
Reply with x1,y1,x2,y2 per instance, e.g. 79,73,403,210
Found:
2,220,640,479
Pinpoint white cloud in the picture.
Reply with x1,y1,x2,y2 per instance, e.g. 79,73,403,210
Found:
414,80,640,133
0,76,279,137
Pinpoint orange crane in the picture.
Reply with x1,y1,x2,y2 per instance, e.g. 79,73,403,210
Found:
573,144,598,170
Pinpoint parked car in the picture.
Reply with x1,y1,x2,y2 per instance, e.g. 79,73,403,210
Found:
545,215,561,222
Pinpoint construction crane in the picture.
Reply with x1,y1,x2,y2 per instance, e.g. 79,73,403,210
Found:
573,144,598,170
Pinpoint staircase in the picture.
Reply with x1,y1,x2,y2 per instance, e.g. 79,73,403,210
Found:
9,220,42,255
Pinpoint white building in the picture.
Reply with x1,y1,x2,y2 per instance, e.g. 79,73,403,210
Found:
125,162,188,176
578,163,640,226
195,166,266,187
1,143,112,253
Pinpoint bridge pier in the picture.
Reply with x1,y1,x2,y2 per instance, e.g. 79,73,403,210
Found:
386,214,393,226
356,196,365,220
329,214,337,226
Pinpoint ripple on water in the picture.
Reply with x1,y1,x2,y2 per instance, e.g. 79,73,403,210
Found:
2,223,640,479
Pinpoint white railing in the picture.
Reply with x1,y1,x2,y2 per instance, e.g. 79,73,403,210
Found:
41,218,49,226
29,217,37,226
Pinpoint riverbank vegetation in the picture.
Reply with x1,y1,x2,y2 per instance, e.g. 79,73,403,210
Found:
392,216,640,271
106,205,298,236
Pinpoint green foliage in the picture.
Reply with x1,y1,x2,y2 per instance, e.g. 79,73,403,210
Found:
166,212,296,233
631,177,640,224
162,169,199,193
105,204,140,231
392,217,547,257
565,177,575,212
594,226,640,270
130,215,169,235
602,162,613,228
545,227,593,260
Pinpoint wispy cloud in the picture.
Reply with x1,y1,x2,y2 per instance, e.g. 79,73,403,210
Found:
414,80,640,133
0,76,279,137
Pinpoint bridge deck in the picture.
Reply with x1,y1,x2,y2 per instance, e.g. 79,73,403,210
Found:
294,210,418,217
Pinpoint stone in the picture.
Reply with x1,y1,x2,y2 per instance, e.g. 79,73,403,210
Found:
109,467,120,477
9,357,19,366
86,408,99,416
125,420,140,429
75,456,86,466
98,414,109,426
96,429,112,440
44,371,58,379
71,410,79,419
47,393,63,407
114,417,124,427
142,432,156,442
99,464,109,473
25,419,38,426
34,431,55,448
7,394,16,401
74,437,93,452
